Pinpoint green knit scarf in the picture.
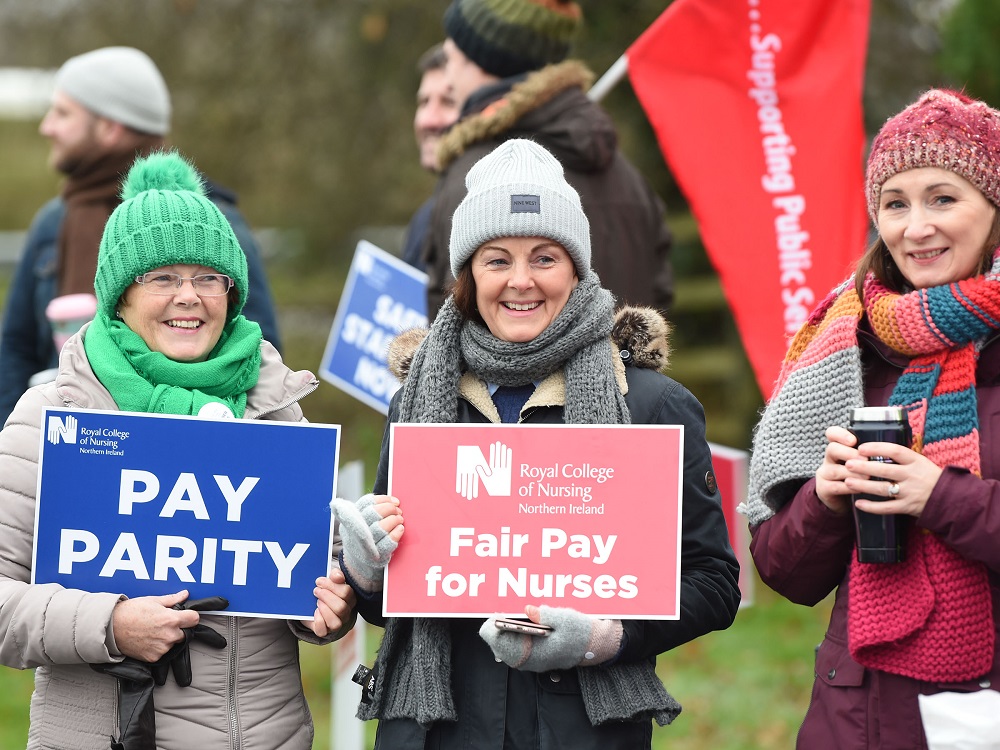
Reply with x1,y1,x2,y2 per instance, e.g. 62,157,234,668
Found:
83,313,263,417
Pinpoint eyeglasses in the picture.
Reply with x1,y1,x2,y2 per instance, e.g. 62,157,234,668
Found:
134,272,234,296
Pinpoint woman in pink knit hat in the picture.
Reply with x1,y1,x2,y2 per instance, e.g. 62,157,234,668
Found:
746,89,1000,748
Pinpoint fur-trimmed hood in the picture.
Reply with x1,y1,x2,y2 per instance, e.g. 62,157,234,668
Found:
435,60,614,173
387,305,670,383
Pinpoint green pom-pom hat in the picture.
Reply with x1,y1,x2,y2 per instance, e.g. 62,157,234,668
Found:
94,150,249,320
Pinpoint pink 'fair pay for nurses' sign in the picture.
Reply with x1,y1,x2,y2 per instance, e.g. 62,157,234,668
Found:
383,423,683,619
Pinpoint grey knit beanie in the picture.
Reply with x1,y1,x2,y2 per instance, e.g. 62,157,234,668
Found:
449,138,591,278
54,47,171,135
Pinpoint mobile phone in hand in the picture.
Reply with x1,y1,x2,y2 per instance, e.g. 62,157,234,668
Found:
494,617,553,637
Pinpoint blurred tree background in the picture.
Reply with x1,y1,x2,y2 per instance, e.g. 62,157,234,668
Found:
0,0,992,747
0,0,972,450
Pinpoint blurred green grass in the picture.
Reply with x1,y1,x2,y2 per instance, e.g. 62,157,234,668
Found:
0,574,830,749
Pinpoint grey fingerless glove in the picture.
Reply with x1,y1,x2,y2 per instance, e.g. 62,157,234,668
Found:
479,605,624,672
331,494,397,593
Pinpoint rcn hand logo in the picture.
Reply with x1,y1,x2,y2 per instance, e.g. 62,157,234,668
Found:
47,415,78,445
455,441,512,499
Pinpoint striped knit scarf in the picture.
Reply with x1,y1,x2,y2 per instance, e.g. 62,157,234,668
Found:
747,262,1000,682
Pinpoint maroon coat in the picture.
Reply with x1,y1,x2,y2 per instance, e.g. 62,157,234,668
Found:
750,321,1000,750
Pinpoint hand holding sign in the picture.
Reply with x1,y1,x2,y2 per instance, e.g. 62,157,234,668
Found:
332,494,403,592
112,590,201,662
151,596,229,687
305,567,357,638
91,596,229,748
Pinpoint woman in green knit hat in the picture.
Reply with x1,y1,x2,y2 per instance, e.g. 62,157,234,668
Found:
0,151,355,749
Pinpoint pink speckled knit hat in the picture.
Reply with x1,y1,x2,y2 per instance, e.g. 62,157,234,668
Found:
865,89,1000,222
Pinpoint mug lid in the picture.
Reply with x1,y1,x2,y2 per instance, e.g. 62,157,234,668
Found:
850,406,907,422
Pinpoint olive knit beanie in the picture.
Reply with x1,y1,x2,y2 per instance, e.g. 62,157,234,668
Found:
443,0,582,78
449,138,591,278
866,88,1000,221
54,47,171,135
94,151,248,319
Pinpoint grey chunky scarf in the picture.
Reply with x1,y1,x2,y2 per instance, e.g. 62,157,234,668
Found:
359,276,681,729
358,617,680,728
396,274,631,425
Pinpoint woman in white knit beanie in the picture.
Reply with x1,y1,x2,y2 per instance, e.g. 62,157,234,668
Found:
332,139,740,749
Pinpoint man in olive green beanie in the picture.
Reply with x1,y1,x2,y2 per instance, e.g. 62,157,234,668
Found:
423,0,675,322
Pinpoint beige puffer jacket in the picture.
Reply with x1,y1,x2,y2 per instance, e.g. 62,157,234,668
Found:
0,327,349,749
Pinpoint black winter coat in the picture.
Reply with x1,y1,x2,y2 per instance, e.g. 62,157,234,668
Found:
356,326,740,750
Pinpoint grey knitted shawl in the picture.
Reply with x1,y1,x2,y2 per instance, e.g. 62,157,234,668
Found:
743,280,864,526
359,276,681,729
395,274,630,425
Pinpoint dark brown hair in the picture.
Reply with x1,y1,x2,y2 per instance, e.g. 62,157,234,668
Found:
451,263,484,324
417,42,447,74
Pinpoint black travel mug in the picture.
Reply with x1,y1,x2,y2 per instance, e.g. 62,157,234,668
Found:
848,406,911,563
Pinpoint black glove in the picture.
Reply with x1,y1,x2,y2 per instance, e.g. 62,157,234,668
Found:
150,596,229,688
88,596,229,748
90,659,157,750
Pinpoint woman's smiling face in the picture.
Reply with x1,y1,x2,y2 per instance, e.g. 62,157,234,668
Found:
877,167,997,289
118,264,229,362
470,236,578,343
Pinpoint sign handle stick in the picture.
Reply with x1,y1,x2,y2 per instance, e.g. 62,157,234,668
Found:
332,460,367,750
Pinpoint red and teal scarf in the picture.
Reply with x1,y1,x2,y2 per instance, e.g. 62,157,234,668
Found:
748,262,1000,682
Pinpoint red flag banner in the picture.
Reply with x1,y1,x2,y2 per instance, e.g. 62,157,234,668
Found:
627,0,870,397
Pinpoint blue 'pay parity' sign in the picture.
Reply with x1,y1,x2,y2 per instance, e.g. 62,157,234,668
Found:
32,408,340,619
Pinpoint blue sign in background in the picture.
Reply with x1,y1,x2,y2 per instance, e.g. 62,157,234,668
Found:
320,240,428,414
33,408,340,619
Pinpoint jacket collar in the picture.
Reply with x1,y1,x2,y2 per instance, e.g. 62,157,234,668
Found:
436,60,595,172
457,343,630,423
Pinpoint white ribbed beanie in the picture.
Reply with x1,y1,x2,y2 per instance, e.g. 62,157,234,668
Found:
449,139,591,278
55,47,171,135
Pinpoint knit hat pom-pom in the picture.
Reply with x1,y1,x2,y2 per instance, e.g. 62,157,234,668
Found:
121,150,205,200
96,149,249,320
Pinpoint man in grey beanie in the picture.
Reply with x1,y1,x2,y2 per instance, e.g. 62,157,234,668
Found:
50,46,171,143
0,46,282,426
